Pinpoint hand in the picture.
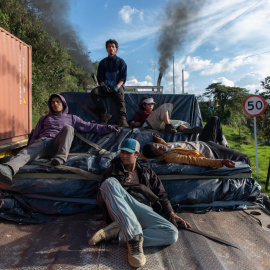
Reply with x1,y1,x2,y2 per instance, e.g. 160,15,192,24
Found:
102,84,110,93
134,122,141,127
169,211,191,229
114,127,120,133
222,159,235,168
113,86,119,93
154,134,161,141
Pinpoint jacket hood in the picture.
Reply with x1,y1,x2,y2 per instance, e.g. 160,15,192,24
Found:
48,94,68,115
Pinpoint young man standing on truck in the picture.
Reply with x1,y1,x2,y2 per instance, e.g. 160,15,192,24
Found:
0,94,119,185
88,138,191,268
141,116,250,167
91,39,129,127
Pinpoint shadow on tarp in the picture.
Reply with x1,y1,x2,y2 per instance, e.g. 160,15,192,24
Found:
0,92,262,223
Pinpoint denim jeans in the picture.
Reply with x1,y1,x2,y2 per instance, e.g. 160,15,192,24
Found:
100,177,178,247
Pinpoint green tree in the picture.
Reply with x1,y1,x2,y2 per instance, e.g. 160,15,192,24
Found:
256,77,270,140
203,83,249,126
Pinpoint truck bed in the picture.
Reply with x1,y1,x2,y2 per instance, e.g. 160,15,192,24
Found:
1,207,269,269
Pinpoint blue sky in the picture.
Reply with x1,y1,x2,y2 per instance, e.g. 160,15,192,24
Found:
67,0,270,96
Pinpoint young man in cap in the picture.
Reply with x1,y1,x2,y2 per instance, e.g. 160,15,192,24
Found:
89,138,191,268
91,39,129,127
0,94,119,185
130,95,203,134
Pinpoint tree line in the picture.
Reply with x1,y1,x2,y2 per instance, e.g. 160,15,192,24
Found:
0,0,98,117
199,81,270,140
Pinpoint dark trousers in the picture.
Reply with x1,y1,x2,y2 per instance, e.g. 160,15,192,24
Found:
199,116,250,165
91,86,127,118
6,125,74,174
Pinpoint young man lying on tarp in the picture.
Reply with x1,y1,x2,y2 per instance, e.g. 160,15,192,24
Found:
141,116,250,168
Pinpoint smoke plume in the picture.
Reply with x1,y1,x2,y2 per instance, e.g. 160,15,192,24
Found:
26,0,94,74
157,0,203,75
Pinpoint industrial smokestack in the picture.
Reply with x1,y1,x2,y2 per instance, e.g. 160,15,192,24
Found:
157,73,163,87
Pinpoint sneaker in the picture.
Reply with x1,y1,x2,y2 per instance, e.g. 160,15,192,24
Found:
0,164,13,185
51,158,64,166
165,124,177,134
182,126,203,134
118,117,129,127
100,113,112,125
127,234,146,268
88,221,119,245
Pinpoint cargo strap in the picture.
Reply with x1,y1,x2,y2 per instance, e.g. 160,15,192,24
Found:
183,227,239,248
74,131,111,155
32,161,103,182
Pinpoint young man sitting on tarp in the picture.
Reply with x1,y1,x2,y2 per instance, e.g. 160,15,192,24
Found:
130,95,203,134
0,94,119,185
141,116,250,168
88,138,191,268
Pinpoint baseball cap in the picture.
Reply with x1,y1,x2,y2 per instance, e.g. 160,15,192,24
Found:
120,138,140,153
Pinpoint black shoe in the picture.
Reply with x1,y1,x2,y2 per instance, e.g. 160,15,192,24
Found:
165,124,177,134
182,126,203,134
127,234,146,268
51,158,64,166
118,117,129,127
0,164,13,184
100,113,112,125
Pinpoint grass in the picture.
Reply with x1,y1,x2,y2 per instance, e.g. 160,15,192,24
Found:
221,124,270,196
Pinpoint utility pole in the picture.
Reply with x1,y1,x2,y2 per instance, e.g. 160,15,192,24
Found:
182,69,184,94
173,56,175,94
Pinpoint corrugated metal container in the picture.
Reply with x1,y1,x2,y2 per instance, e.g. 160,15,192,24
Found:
0,27,32,152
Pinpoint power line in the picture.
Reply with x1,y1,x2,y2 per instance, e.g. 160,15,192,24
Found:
184,0,263,56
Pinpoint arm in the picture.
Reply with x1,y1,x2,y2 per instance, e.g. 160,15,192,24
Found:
97,59,105,86
168,211,191,228
153,134,168,145
164,153,226,168
148,168,191,228
74,115,119,134
130,112,142,127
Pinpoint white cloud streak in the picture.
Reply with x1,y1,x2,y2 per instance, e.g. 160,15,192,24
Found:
119,6,144,24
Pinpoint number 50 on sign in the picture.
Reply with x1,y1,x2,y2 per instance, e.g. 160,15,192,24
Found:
243,95,266,117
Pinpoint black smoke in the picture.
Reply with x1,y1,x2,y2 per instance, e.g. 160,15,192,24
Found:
25,0,94,74
157,0,203,76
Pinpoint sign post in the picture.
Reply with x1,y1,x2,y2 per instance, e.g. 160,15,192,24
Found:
243,95,267,179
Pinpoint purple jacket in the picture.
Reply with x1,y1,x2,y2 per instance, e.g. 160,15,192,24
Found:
29,94,115,145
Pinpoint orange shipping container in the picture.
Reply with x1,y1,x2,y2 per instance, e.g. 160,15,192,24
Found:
0,27,32,153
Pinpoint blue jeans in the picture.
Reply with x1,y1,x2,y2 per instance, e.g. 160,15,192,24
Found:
100,177,178,247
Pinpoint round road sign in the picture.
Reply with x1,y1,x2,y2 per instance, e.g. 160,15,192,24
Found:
243,95,266,117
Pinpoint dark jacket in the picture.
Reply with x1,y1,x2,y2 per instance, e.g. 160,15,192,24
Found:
101,157,173,218
97,55,127,88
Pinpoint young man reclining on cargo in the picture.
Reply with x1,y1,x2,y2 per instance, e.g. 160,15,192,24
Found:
130,95,203,134
141,116,250,168
0,94,119,185
88,138,191,268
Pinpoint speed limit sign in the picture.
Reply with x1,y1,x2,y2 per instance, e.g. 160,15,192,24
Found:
243,95,266,117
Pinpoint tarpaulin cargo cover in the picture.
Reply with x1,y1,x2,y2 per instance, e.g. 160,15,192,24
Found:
0,93,262,223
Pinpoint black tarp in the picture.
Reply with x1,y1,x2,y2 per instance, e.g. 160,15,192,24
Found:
0,93,262,223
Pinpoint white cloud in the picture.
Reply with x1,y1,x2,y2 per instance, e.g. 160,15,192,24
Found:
145,75,153,82
119,6,144,24
126,76,153,87
212,77,234,87
213,47,219,52
199,55,257,76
